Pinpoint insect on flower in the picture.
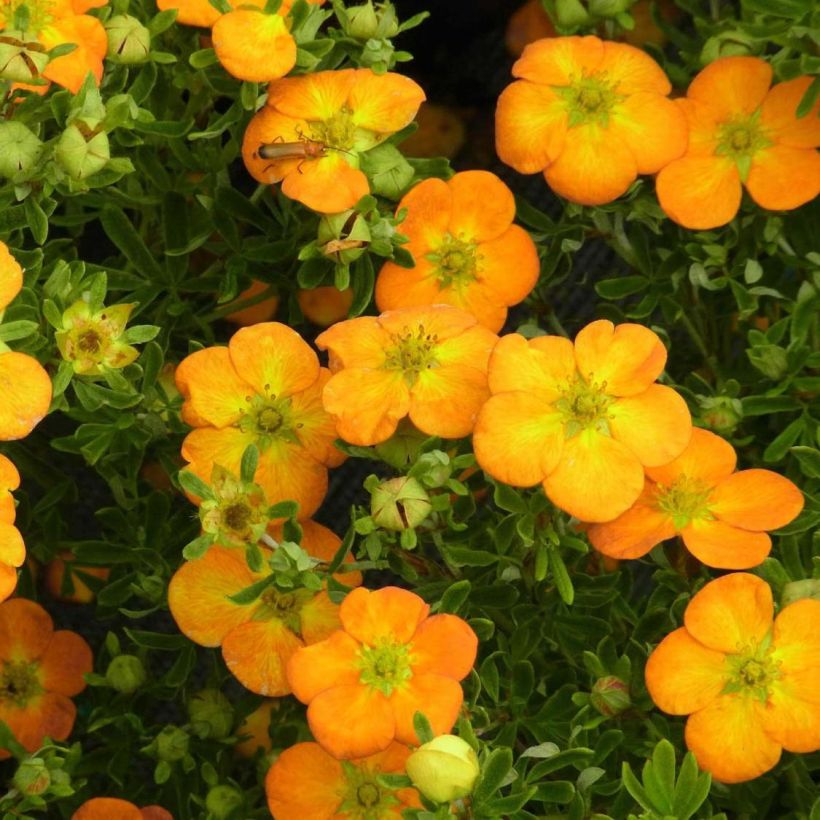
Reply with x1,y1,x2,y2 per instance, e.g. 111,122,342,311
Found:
256,130,353,174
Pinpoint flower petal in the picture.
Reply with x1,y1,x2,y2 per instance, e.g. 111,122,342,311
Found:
410,615,477,680
0,692,76,755
687,56,772,120
681,519,771,570
73,798,144,820
771,598,820,704
281,153,370,214
287,631,361,702
223,618,304,696
155,0,219,26
38,631,92,697
391,673,463,745
512,35,604,85
308,684,395,759
181,427,256,491
685,694,780,784
409,364,489,439
290,368,345,468
473,392,564,487
746,144,820,212
0,352,52,441
341,587,429,646
265,742,344,820
544,428,645,522
168,547,257,647
488,333,576,400
645,627,728,715
646,427,737,487
709,469,804,532
0,456,19,495
684,572,773,654
0,565,17,604
299,591,343,645
393,177,452,251
475,224,540,308
574,320,667,397
598,40,671,95
0,598,53,662
40,16,106,94
316,316,388,370
255,439,328,519
378,304,479,342
267,70,356,121
446,171,515,243
228,322,320,399
0,522,24,568
762,681,820,753
0,243,23,312
760,76,820,149
349,69,425,133
241,107,303,185
656,156,741,230
495,80,567,174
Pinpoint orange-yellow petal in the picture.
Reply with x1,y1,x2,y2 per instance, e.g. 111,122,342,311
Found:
709,469,804,531
254,439,328,520
378,305,478,343
223,618,304,696
687,56,773,120
646,427,736,487
587,490,676,559
341,586,429,646
281,153,370,214
241,107,303,185
495,80,568,174
574,320,667,397
180,427,256,491
348,69,426,133
656,156,742,230
235,700,277,758
0,352,52,440
0,565,17,604
598,39,671,95
473,393,564,487
308,683,395,759
645,627,728,715
0,523,24,568
681,518,771,570
0,691,76,755
315,315,388,370
760,76,820,149
40,16,107,94
410,615,477,680
0,242,23,312
156,0,220,27
0,455,20,495
685,694,780,784
543,428,645,523
265,742,344,820
212,10,296,83
474,224,540,308
746,144,820,212
609,385,692,468
446,171,515,243
512,35,604,86
168,547,257,647
289,368,345,468
488,333,576,399
408,364,489,440
0,598,53,662
771,598,820,704
267,70,356,121
37,630,92,696
390,673,463,746
298,591,343,645
287,631,361,702
393,177,452,251
683,572,773,654
228,322,320,399
73,798,144,820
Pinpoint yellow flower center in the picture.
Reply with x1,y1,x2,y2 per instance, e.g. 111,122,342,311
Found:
654,476,713,529
558,73,622,127
555,377,613,437
239,394,299,450
725,640,780,701
339,764,401,820
384,324,438,384
222,501,253,533
716,113,772,180
358,640,412,696
427,235,478,289
255,588,308,631
77,329,102,354
1,0,56,35
311,109,357,151
0,660,40,707
357,783,380,808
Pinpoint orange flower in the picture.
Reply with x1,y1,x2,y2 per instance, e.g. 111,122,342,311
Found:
0,350,52,440
242,68,425,213
0,598,92,758
73,798,172,820
156,0,320,29
657,57,820,230
316,305,497,446
645,573,820,783
0,240,23,312
495,35,687,205
588,427,803,568
266,741,421,819
473,320,692,523
297,285,353,327
212,9,295,83
225,280,279,326
0,455,24,602
168,520,360,696
44,551,110,604
175,322,343,520
375,171,539,332
235,699,277,758
287,586,477,759
0,0,108,94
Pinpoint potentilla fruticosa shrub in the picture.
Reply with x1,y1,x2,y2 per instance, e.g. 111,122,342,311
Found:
0,0,818,816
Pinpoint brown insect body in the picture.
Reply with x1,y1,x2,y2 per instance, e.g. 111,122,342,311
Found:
257,137,328,161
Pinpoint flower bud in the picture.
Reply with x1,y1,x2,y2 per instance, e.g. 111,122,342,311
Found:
406,734,480,804
317,210,370,265
588,0,631,16
374,421,427,469
156,725,189,762
370,476,431,530
0,31,48,84
56,123,110,180
698,396,742,435
188,689,234,740
0,121,43,182
106,654,147,693
105,15,151,64
554,0,592,27
781,579,820,607
12,757,50,796
413,452,451,489
347,1,398,40
205,784,244,819
590,675,631,717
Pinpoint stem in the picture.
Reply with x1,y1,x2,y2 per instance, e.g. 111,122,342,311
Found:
260,532,279,549
677,305,723,385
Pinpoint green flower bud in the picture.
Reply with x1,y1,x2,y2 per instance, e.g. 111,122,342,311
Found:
56,123,110,180
205,784,244,819
156,725,189,762
554,0,592,27
590,676,631,717
188,689,234,740
588,0,632,17
406,734,480,803
0,121,43,182
413,452,451,488
105,15,151,64
698,396,742,435
782,579,820,607
106,654,147,693
317,210,370,264
370,476,431,530
347,1,399,40
12,757,50,796
374,420,427,469
0,31,48,84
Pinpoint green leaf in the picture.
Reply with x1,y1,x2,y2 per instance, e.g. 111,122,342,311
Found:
642,739,676,814
177,470,214,500
473,747,514,805
671,752,711,820
412,711,434,744
439,580,471,614
550,548,574,605
100,207,164,280
228,574,275,605
24,197,49,245
621,761,653,814
240,444,260,483
595,276,649,299
790,446,820,478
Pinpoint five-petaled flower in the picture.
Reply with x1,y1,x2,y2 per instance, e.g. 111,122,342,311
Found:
645,573,820,783
72,797,172,820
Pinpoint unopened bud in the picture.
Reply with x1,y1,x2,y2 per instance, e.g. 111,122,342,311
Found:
554,0,592,27
406,734,480,803
782,579,820,607
12,757,50,796
370,476,431,530
156,725,189,762
0,31,48,83
188,689,234,740
590,676,631,717
106,654,147,693
374,421,427,469
588,0,631,16
56,123,110,180
0,121,43,182
698,396,742,435
205,784,244,819
347,1,398,40
105,15,151,64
